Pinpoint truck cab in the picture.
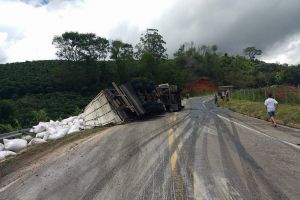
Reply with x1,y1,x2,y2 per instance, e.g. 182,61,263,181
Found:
157,83,183,112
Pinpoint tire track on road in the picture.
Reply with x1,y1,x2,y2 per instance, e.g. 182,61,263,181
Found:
213,114,289,199
81,113,191,200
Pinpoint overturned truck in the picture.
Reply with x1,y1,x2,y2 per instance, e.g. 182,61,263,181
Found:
80,80,174,128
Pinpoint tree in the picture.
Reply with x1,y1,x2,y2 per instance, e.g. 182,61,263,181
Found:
52,32,83,61
135,28,168,60
81,33,110,61
243,47,262,60
173,43,220,76
282,65,300,85
110,40,133,60
0,100,15,123
52,32,110,61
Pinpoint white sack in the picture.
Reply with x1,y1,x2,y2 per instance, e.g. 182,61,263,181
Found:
62,116,75,124
49,120,55,127
48,128,68,140
33,122,48,133
22,135,33,142
57,127,69,135
47,127,57,135
51,121,60,128
68,123,80,134
79,118,84,126
36,131,47,138
0,151,17,160
0,143,4,151
3,139,27,151
43,132,50,141
28,138,47,146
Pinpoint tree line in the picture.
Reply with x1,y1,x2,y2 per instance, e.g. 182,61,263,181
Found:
52,28,167,62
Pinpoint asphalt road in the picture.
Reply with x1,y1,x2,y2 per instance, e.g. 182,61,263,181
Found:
1,97,300,200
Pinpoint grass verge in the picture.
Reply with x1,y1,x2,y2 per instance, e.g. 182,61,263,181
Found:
0,127,106,178
219,99,300,128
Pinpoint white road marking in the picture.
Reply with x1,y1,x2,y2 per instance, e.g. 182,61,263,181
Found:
217,114,300,150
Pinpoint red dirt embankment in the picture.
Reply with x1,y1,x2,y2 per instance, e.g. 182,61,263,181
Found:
184,78,217,94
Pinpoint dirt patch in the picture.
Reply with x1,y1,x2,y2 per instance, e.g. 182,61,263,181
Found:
0,127,106,187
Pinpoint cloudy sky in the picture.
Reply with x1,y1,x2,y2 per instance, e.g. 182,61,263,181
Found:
0,0,300,64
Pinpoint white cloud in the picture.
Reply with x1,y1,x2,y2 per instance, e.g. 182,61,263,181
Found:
0,0,175,63
262,34,300,65
0,0,300,64
0,32,8,44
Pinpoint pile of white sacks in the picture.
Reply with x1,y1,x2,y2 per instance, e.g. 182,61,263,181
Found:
0,116,85,160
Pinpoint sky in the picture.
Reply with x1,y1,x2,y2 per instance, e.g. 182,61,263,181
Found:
0,0,300,65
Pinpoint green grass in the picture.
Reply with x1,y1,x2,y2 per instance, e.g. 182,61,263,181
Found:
219,99,300,127
231,86,300,105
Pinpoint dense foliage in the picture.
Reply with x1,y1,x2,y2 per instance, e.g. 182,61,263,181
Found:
52,32,110,61
0,29,299,133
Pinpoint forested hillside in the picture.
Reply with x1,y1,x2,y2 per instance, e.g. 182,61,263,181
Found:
0,29,299,133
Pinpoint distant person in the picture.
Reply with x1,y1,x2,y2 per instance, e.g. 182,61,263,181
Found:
264,93,278,127
221,91,225,100
214,93,218,105
225,90,229,101
186,93,190,99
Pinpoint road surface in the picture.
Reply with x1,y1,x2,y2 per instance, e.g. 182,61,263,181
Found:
1,96,300,200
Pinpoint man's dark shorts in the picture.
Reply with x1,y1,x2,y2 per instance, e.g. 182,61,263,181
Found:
268,111,275,117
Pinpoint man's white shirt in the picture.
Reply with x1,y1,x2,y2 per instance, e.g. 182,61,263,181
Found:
264,98,278,112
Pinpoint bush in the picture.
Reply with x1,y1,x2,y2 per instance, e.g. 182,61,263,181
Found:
0,124,13,134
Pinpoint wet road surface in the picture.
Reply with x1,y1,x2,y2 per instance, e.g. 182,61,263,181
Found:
1,97,300,200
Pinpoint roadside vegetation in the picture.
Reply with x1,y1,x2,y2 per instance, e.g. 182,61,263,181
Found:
219,87,300,128
231,85,300,104
1,29,300,133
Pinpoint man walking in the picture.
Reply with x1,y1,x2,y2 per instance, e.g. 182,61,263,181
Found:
264,93,278,127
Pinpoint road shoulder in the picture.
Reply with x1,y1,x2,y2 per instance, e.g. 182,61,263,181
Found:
0,127,107,188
